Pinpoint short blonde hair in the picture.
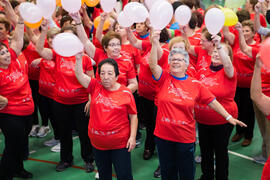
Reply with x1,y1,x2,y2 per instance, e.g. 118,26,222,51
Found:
169,36,189,51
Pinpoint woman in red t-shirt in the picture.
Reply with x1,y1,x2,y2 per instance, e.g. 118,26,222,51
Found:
0,17,34,179
223,21,260,146
250,56,270,180
36,20,94,172
75,55,138,180
194,35,238,180
149,30,246,180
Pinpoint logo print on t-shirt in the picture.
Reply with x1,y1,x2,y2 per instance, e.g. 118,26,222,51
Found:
60,58,75,74
6,70,23,83
199,74,218,87
168,83,192,101
95,93,121,110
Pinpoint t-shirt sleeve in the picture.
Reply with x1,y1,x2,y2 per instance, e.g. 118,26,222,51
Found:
197,82,216,105
9,48,17,60
127,62,136,79
83,54,93,72
260,14,267,27
252,47,259,60
127,91,137,114
87,78,99,94
141,40,152,52
93,48,105,65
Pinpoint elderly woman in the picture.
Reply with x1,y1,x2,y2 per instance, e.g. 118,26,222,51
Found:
194,34,238,180
0,16,34,179
74,53,138,180
149,30,246,180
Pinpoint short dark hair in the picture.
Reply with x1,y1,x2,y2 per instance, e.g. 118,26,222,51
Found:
98,58,119,77
172,1,183,12
101,31,122,50
60,25,77,35
189,13,198,29
60,15,73,27
201,27,221,41
236,9,250,23
160,28,169,43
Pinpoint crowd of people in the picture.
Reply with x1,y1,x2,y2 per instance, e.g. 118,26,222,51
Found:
0,0,270,180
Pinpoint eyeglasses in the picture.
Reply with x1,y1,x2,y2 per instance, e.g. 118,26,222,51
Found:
171,58,185,62
108,43,121,48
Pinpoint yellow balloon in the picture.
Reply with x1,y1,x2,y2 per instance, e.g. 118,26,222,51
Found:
94,16,110,31
25,19,43,29
56,0,62,7
223,8,238,27
85,0,100,7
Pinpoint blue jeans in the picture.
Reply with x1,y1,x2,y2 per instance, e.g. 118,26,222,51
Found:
155,137,195,180
93,147,133,180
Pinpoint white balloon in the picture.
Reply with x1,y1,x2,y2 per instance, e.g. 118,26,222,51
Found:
259,0,265,2
37,0,56,19
145,0,164,10
19,2,43,23
175,5,191,26
124,2,149,23
52,33,84,57
61,0,81,13
100,0,117,13
149,1,173,30
117,11,134,28
205,8,225,35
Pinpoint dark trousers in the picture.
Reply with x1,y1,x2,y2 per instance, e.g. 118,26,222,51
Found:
93,147,133,180
155,137,195,180
39,95,59,139
0,113,32,180
134,92,141,140
234,87,255,139
53,101,93,163
29,80,49,126
139,96,157,152
198,123,233,180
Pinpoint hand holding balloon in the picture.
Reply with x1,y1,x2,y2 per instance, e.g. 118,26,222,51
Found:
211,35,221,47
151,30,161,45
255,2,262,14
40,19,49,31
235,22,243,32
69,12,81,24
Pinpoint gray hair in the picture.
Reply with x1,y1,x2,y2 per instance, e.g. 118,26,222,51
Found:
168,48,189,67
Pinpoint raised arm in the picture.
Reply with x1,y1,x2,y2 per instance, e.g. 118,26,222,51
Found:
35,19,53,60
250,56,270,116
10,16,24,56
208,99,247,127
212,35,234,78
70,12,96,59
81,5,94,30
222,26,235,46
149,30,162,80
125,27,143,50
1,0,17,27
75,52,91,88
254,3,262,33
182,26,197,57
235,22,253,58
95,12,108,43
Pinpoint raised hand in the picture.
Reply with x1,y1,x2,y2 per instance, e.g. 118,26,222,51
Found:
69,12,81,24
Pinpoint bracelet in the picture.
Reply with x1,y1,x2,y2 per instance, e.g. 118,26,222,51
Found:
216,46,222,50
75,22,82,26
18,22,24,24
226,115,232,121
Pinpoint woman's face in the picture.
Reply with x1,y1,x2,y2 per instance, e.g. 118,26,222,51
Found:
115,24,127,37
105,38,121,58
200,33,213,50
171,42,186,51
211,45,229,66
0,46,11,68
242,26,255,42
100,63,118,89
136,22,148,34
169,53,187,75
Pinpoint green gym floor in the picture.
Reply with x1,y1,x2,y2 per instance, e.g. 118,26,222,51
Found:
0,0,265,179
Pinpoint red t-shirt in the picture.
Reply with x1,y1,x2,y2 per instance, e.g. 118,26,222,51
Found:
232,31,260,88
52,50,93,104
195,68,238,125
94,48,136,86
38,59,55,99
261,157,270,180
23,42,41,80
267,114,270,121
87,78,137,150
154,71,216,143
250,13,267,28
194,46,212,72
138,41,169,100
0,49,34,116
121,43,142,72
134,31,150,41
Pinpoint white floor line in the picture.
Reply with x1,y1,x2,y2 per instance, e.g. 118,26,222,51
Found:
29,150,36,154
72,136,79,140
228,150,254,161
